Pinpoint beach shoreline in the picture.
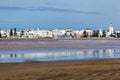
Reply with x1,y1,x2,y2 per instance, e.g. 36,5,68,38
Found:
1,37,120,40
0,59,120,80
0,39,120,79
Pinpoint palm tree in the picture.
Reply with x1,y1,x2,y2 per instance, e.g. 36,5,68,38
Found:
14,28,17,37
83,31,88,38
9,28,13,37
103,30,106,37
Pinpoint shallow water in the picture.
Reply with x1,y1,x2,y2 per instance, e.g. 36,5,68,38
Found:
0,48,120,63
0,40,120,63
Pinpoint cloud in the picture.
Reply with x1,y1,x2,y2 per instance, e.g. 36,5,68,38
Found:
0,6,24,10
0,6,101,15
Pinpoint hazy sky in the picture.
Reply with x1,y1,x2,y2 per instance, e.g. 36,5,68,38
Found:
0,0,120,30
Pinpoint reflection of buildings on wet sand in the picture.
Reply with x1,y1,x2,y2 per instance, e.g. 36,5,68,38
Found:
0,49,120,62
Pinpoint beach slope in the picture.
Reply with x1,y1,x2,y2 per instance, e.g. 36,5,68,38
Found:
0,59,120,80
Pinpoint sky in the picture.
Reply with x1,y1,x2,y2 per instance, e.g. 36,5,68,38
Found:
0,0,120,30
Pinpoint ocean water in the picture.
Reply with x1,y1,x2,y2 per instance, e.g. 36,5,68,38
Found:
0,48,120,63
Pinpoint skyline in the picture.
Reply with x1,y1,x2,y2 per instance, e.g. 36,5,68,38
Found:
0,0,120,30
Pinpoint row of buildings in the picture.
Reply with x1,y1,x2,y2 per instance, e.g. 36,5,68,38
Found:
0,23,120,39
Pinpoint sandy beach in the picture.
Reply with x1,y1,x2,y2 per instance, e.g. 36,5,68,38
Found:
0,59,120,80
0,39,120,80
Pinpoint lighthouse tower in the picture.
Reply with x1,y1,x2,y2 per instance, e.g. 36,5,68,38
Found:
109,23,114,34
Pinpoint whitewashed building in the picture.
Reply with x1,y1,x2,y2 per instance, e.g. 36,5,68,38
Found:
0,30,7,38
36,30,53,38
109,23,114,34
106,23,117,37
85,28,94,37
52,29,66,39
73,30,85,39
98,29,103,37
23,29,35,38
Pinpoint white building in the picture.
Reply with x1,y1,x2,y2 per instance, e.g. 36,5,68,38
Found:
99,29,103,37
109,23,114,34
21,29,53,38
23,29,35,38
73,30,84,39
106,23,117,37
16,31,22,38
0,30,7,38
52,29,66,39
85,28,94,37
37,30,53,38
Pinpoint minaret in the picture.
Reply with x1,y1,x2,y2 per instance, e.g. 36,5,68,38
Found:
109,23,114,34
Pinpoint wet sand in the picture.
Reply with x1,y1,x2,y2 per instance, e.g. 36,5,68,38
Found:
0,59,120,80
0,39,120,50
